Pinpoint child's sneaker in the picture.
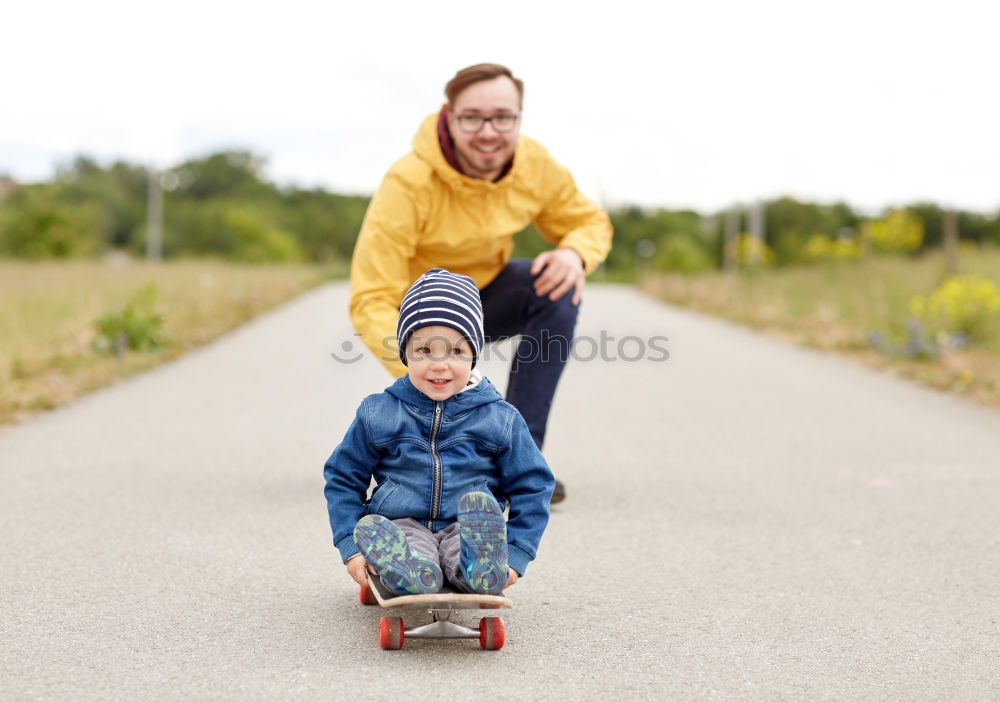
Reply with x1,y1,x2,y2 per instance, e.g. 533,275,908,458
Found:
457,491,508,595
353,515,443,595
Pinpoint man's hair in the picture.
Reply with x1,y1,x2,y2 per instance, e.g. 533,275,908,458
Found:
445,63,524,106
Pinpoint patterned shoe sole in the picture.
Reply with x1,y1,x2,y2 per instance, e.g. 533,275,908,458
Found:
457,492,508,595
353,515,443,595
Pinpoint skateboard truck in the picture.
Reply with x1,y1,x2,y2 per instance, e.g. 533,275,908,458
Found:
361,576,509,650
406,608,479,640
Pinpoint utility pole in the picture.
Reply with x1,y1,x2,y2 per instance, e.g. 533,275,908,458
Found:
146,166,163,262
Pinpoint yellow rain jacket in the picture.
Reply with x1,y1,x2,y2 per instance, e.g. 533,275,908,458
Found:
350,111,613,376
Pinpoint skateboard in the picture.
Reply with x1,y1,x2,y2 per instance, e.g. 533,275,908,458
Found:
360,574,512,650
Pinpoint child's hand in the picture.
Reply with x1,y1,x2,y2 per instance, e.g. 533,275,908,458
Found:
505,568,519,588
346,555,374,587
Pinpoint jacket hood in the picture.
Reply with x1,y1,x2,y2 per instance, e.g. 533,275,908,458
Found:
411,109,522,191
385,374,504,415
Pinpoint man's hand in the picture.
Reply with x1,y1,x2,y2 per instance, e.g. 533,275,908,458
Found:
346,555,375,587
530,248,585,305
505,568,519,589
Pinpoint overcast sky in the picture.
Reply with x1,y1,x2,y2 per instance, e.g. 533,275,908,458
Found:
2,0,998,214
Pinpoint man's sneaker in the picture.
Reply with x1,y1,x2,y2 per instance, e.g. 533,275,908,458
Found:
457,491,508,595
551,478,566,504
353,515,443,595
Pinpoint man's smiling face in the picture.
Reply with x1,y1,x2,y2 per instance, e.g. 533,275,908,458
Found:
446,75,521,182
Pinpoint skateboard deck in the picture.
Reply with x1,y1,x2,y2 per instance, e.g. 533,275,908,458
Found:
361,574,511,650
365,573,512,609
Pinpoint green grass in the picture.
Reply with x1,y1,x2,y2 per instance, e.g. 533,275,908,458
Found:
0,258,344,427
640,247,1000,408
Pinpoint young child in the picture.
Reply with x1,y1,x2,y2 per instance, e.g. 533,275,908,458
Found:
323,269,555,595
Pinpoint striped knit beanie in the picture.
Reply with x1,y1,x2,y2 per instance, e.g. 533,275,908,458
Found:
397,269,485,368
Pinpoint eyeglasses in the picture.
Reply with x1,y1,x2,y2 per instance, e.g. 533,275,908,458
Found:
453,112,520,134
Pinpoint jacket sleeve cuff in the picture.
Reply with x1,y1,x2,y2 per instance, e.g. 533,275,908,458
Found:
507,544,532,577
336,534,360,564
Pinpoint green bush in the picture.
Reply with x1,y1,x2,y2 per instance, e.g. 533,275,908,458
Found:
92,283,167,354
764,197,860,266
224,206,304,263
801,234,862,263
606,207,712,277
0,185,103,258
652,234,715,273
163,201,305,262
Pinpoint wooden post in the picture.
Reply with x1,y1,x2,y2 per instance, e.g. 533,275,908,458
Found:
724,206,740,272
943,210,958,276
749,199,766,244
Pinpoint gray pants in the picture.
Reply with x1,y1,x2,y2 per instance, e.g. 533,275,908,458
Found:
393,518,478,594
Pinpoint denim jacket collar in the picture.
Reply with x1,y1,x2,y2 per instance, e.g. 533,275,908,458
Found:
385,375,503,418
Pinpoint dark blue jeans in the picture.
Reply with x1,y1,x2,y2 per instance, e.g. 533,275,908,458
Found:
479,260,580,450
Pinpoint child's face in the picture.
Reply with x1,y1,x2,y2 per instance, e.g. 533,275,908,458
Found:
405,325,474,401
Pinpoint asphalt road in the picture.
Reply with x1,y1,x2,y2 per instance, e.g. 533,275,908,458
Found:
2,282,998,701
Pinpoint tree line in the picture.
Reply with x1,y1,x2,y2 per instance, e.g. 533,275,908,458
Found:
2,150,999,275
0,152,368,264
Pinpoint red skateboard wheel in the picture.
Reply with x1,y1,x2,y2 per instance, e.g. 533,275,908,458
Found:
379,616,404,650
479,616,505,650
359,584,377,606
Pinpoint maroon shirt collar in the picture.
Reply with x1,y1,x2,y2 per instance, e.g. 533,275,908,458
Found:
436,107,513,182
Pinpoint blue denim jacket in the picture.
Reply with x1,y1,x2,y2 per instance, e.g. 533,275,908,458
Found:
323,375,555,576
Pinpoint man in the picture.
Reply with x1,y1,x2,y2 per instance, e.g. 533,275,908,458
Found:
349,63,613,504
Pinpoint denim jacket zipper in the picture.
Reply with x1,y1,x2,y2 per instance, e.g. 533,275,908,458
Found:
426,402,443,531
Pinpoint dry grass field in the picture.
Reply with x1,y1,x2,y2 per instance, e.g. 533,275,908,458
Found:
5,251,998,427
0,258,337,427
640,248,1000,409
